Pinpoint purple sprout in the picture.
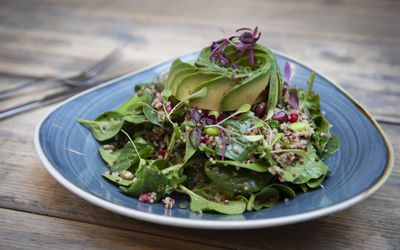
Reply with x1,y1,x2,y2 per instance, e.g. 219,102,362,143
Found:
284,61,299,109
209,27,261,67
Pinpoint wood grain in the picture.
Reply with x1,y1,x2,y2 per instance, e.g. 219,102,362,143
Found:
0,0,399,249
0,208,222,250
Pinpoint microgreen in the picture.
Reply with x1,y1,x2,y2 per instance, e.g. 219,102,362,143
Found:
209,27,261,67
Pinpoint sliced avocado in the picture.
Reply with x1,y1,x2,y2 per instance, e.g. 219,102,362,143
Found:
175,72,221,100
220,71,270,111
165,59,196,90
170,68,198,94
189,76,238,111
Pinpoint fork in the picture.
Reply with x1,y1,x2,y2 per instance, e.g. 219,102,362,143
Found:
0,48,121,99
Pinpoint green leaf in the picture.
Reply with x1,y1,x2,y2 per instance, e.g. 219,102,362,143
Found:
281,145,329,184
111,140,154,172
102,172,135,186
120,159,169,198
79,111,124,141
235,104,251,114
184,131,197,162
251,186,280,210
99,145,121,167
320,134,340,160
116,94,146,115
307,173,327,188
123,114,147,124
268,184,296,199
214,160,269,172
299,73,320,115
204,161,272,197
167,123,182,155
312,114,330,134
179,185,246,215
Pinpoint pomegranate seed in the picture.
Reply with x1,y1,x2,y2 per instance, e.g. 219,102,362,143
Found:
253,102,266,118
272,111,288,123
139,192,156,203
155,150,166,158
288,113,299,123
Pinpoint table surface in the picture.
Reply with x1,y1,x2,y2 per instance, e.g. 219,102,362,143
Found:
0,0,399,249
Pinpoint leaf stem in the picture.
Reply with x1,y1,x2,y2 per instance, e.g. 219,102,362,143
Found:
121,129,142,159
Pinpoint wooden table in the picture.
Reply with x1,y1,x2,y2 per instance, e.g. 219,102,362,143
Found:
1,0,399,249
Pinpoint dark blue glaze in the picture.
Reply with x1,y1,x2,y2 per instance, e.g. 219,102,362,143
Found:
38,52,389,221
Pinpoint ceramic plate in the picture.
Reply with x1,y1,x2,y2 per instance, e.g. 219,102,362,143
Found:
34,51,394,229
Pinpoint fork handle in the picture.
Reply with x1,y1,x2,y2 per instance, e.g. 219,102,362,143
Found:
0,100,42,120
0,78,53,99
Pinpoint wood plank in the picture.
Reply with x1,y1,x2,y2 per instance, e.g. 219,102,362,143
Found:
0,1,398,116
0,208,222,250
0,108,398,249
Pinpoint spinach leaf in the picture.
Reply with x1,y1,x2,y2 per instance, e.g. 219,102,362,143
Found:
313,114,330,133
320,134,340,160
251,186,280,210
184,131,197,162
214,160,268,172
268,183,296,199
116,94,146,115
307,173,327,188
99,145,121,167
167,123,181,156
111,140,154,172
281,145,329,184
102,172,135,186
179,185,246,215
79,111,124,141
204,161,272,197
120,159,169,198
123,114,147,124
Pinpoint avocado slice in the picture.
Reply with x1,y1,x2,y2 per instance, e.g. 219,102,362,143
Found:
165,59,196,90
220,71,270,111
189,76,238,111
175,72,221,100
170,68,198,94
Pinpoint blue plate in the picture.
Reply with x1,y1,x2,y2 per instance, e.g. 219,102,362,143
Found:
34,51,394,229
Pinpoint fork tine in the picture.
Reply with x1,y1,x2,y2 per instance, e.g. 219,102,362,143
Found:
83,48,121,79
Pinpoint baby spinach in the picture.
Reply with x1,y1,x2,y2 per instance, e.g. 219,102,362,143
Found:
214,160,268,172
306,173,327,188
120,159,169,198
184,130,198,162
205,162,272,197
320,134,340,160
102,172,135,186
282,145,329,184
123,114,147,124
179,185,246,215
248,186,280,211
79,111,124,141
111,140,154,172
116,94,146,115
99,145,121,167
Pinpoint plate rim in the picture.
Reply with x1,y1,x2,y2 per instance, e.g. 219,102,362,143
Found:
34,50,394,229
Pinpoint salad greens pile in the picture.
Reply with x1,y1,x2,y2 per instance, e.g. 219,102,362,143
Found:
79,27,339,215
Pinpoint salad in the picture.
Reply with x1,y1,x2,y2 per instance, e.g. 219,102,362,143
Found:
79,27,339,215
